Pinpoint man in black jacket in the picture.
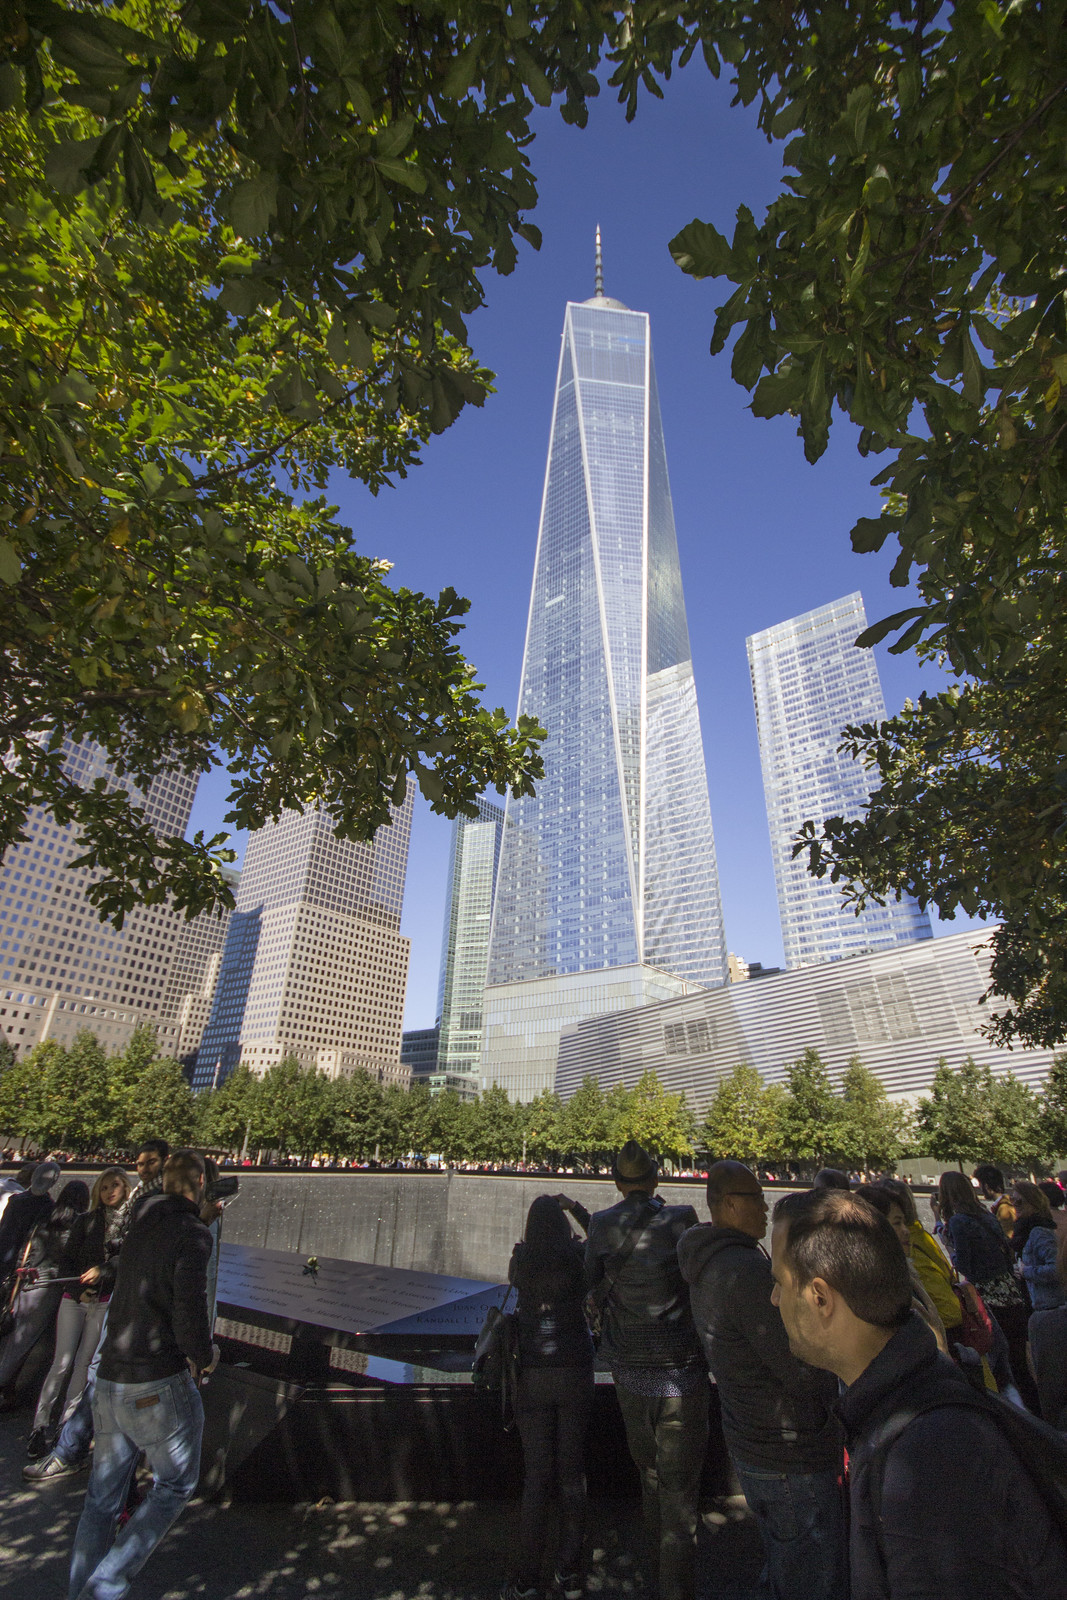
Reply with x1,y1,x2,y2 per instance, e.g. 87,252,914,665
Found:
679,1163,845,1600
68,1150,218,1600
586,1142,706,1600
770,1186,1067,1600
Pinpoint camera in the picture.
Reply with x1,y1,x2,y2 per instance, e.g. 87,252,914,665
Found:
206,1175,240,1204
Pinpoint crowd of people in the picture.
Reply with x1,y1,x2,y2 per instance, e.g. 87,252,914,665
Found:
503,1150,1067,1600
0,1139,222,1600
2,1143,1067,1600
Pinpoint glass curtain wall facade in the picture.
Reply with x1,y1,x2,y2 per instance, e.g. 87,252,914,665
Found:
436,797,504,1097
483,283,727,1098
747,592,932,968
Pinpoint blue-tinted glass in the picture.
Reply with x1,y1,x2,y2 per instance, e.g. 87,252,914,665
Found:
487,298,728,993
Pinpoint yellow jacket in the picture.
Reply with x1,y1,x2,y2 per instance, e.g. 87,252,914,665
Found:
909,1221,963,1329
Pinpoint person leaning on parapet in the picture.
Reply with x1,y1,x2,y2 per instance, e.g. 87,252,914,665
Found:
679,1162,845,1600
68,1149,219,1600
585,1142,707,1600
973,1163,1016,1237
769,1187,1067,1600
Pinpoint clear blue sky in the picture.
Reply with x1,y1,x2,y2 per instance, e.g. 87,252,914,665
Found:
187,63,977,1031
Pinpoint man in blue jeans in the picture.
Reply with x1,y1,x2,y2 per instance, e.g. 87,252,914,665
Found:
68,1150,217,1600
678,1162,846,1600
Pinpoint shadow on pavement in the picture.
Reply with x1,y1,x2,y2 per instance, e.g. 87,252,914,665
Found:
0,1408,761,1600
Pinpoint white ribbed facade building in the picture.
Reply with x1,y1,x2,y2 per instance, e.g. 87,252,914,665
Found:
556,928,1053,1115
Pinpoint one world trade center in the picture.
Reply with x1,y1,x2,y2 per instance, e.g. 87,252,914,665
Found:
482,240,728,1098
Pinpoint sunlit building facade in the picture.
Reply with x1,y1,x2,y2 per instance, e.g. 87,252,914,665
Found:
483,254,727,1099
193,796,413,1089
747,592,932,968
0,740,232,1062
436,797,504,1098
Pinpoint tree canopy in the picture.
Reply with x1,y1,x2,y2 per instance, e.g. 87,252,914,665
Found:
641,1,1067,1041
1,0,584,919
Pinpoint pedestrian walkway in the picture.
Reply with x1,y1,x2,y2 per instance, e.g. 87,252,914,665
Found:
0,1412,760,1600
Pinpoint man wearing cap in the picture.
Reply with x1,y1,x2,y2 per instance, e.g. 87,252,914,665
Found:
586,1142,706,1600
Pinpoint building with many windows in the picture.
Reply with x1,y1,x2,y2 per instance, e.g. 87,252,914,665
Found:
435,797,504,1098
0,740,233,1063
556,927,1054,1114
193,796,413,1089
401,1025,441,1088
747,592,932,969
482,245,728,1099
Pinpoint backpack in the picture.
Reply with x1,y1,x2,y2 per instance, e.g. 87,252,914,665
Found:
869,1380,1067,1550
472,1290,520,1428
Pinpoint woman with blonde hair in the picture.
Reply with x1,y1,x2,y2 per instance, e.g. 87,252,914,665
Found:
29,1165,130,1454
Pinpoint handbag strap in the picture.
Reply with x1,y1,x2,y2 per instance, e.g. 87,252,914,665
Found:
590,1197,658,1313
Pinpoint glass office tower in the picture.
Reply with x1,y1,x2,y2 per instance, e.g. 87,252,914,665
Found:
747,591,932,968
483,259,728,1099
436,797,504,1097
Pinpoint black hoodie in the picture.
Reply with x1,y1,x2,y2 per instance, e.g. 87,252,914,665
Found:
678,1222,839,1472
98,1192,213,1384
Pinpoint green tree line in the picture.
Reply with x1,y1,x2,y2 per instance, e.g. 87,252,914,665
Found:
703,1050,1067,1174
2,1028,1064,1172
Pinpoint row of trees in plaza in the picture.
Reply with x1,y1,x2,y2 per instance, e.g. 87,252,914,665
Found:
2,1027,1065,1174
703,1051,1067,1174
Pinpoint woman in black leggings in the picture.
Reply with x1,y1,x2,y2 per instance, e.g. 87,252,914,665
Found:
503,1194,594,1600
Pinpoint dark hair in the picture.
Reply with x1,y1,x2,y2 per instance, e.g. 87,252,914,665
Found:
15,1162,35,1188
1038,1180,1065,1211
939,1171,985,1220
1011,1179,1053,1222
137,1139,170,1161
852,1183,892,1217
706,1160,758,1208
973,1164,1005,1193
813,1168,852,1192
50,1179,90,1224
163,1149,205,1192
877,1177,918,1227
512,1196,583,1306
773,1188,911,1329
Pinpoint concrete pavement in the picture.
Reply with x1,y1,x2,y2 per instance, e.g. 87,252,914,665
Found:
0,1403,762,1600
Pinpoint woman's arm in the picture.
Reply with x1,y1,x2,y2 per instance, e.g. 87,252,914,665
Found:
1023,1232,1060,1286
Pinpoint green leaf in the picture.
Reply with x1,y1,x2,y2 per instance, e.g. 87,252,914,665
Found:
670,218,734,279
372,158,427,194
0,537,21,586
855,607,926,648
44,136,102,194
228,175,278,237
850,516,890,554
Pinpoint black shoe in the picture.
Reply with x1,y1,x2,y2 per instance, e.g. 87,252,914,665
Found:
555,1575,582,1600
26,1428,51,1460
501,1585,539,1600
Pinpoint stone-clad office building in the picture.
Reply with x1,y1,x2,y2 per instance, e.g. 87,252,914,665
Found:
556,927,1056,1115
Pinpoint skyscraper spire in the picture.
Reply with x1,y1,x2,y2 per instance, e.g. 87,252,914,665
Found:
594,224,604,298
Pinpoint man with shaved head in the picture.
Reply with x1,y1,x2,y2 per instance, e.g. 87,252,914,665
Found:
679,1162,845,1600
